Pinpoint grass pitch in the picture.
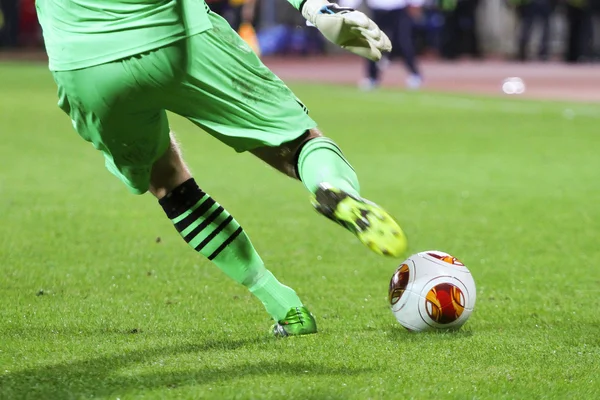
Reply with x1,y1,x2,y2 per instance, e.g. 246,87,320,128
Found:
1,63,599,400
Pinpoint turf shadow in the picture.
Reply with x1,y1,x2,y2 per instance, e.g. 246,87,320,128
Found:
386,326,475,341
0,336,371,399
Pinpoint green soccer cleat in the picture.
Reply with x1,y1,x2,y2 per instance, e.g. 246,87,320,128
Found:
272,306,318,337
312,183,408,258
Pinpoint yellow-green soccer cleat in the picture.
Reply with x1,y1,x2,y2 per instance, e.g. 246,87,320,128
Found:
272,307,318,337
312,184,408,258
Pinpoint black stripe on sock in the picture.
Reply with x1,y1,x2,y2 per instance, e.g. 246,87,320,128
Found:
294,137,354,179
194,215,234,252
207,226,243,260
183,206,224,243
175,197,216,232
159,178,206,219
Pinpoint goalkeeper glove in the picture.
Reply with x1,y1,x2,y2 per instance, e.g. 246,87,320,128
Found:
301,0,392,61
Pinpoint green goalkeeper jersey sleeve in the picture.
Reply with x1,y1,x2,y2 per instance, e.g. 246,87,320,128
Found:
286,0,305,9
36,0,212,71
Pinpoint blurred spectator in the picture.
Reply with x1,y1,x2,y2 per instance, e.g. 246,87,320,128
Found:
206,0,262,54
18,0,40,47
412,1,445,56
507,0,557,61
256,1,325,56
594,0,600,59
0,0,19,48
343,0,424,90
564,0,595,62
206,0,257,32
439,0,482,60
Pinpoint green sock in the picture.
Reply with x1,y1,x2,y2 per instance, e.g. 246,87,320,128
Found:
297,137,360,196
159,178,302,321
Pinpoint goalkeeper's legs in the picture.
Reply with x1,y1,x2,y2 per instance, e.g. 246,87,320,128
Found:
154,12,406,259
251,129,408,258
150,133,316,337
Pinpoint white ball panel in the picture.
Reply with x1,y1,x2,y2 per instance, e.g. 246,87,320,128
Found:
391,289,430,332
389,250,477,332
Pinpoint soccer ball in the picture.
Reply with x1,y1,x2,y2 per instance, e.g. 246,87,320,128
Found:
388,250,476,332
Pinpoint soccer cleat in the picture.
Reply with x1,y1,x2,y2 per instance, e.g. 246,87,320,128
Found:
272,307,317,337
312,184,408,258
358,77,379,91
405,74,423,90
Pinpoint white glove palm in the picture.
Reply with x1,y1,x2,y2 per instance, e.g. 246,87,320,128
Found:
302,0,392,61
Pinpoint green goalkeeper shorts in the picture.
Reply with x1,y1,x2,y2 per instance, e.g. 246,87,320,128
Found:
52,12,317,195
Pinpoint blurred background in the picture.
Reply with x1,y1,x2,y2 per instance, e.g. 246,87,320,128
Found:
1,0,599,99
1,5,599,396
1,0,599,62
